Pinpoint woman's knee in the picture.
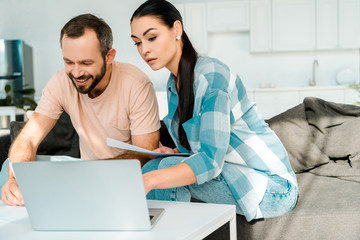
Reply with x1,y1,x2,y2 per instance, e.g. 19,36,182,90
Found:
259,175,298,218
142,158,161,174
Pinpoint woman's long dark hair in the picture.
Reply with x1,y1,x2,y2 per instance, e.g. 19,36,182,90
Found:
131,0,198,151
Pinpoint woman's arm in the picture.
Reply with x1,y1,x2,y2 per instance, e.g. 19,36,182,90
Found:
142,162,196,194
142,90,231,194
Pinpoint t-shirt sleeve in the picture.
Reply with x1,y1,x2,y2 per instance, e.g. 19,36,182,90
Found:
35,71,64,120
128,80,161,135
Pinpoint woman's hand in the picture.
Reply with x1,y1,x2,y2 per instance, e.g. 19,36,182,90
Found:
142,171,155,195
152,146,179,154
148,146,180,159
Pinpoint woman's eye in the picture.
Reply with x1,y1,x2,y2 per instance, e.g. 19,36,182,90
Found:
134,42,141,46
149,36,157,42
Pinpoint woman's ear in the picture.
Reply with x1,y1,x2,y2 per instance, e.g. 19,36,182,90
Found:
173,20,183,40
106,48,116,64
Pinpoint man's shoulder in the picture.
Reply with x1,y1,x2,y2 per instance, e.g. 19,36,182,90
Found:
112,61,150,84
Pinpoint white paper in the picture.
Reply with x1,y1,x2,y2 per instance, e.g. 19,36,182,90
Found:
106,138,190,157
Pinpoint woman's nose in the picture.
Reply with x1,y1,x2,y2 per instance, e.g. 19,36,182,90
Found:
141,42,150,56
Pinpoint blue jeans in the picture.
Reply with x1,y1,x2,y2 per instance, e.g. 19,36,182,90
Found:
143,157,298,219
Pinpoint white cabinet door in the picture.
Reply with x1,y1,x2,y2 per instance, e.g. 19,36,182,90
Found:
206,1,249,32
173,4,185,23
316,0,338,49
272,0,316,51
250,0,272,52
254,91,299,119
184,3,208,54
339,0,360,48
299,89,345,104
344,88,359,105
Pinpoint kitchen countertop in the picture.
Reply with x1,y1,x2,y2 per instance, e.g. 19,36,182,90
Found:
248,85,351,92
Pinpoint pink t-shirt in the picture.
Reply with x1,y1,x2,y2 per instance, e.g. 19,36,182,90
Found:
35,61,160,160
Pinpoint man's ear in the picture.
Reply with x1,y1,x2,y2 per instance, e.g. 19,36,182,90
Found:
173,20,183,39
106,48,116,64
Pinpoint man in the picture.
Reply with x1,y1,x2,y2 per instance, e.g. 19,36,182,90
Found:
1,14,160,206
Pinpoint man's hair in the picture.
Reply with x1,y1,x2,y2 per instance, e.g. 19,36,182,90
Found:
60,14,113,58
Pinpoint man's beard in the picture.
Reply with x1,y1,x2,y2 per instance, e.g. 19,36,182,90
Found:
68,60,107,95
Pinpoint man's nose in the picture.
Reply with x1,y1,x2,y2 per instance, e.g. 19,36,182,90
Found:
71,65,84,78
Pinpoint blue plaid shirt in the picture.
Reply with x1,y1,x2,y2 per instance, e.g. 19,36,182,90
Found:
162,56,297,221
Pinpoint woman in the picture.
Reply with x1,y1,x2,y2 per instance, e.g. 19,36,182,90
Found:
130,0,298,221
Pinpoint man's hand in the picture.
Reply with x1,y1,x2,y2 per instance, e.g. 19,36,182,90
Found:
1,178,24,206
2,112,57,206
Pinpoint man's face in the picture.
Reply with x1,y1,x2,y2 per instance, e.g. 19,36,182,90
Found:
62,29,106,95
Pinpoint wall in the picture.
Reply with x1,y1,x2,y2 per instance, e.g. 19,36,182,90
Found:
0,0,359,98
0,0,170,100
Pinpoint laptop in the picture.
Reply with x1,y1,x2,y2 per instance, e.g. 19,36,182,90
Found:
11,157,164,231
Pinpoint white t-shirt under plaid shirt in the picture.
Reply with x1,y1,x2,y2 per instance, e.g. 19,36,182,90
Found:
162,56,298,221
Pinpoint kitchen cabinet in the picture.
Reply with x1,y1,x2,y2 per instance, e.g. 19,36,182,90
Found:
250,0,360,52
249,86,356,119
173,2,207,54
316,0,338,49
184,3,208,54
272,0,316,51
317,0,360,49
339,0,360,48
173,4,185,22
206,1,249,32
250,0,272,52
298,88,345,104
253,90,299,119
156,86,358,120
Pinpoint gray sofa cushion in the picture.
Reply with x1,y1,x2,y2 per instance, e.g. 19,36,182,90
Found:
205,172,360,240
265,104,329,173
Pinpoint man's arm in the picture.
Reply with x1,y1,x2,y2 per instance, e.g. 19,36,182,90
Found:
1,112,57,206
113,130,159,166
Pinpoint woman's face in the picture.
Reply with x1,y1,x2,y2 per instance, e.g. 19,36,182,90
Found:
131,16,181,74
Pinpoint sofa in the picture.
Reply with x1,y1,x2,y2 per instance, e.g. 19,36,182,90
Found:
206,98,360,240
1,99,359,240
0,112,80,173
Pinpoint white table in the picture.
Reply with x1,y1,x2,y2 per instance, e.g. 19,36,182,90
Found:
0,200,236,240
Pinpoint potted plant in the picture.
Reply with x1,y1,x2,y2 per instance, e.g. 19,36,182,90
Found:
0,84,37,128
0,83,37,110
350,83,360,105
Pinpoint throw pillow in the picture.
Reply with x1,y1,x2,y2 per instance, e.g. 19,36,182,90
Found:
266,104,329,173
